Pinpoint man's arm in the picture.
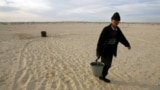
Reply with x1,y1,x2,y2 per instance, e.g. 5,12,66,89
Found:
118,29,131,49
96,27,107,57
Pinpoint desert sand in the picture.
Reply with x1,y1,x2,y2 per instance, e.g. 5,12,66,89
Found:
0,22,160,90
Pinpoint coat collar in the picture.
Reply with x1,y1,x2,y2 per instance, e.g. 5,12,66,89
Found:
109,24,119,31
111,25,117,31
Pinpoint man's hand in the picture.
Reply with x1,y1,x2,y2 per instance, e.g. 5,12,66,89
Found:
128,46,131,50
96,55,100,60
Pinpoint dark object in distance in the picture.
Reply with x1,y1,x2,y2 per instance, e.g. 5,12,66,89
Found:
41,31,47,37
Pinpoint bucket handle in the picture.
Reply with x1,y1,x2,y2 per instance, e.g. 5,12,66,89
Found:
95,57,102,66
95,57,100,62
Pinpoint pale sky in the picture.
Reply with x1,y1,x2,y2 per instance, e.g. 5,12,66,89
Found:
0,0,160,22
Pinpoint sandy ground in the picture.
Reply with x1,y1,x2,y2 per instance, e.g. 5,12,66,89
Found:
0,22,160,90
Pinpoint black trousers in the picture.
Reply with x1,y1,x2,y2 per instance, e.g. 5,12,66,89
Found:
101,55,113,78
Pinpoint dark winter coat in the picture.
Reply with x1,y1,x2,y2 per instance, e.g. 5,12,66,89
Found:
96,24,130,57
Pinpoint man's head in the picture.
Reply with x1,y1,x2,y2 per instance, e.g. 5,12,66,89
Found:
111,12,120,27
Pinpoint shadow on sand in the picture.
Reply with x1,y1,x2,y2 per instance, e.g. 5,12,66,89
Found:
112,80,160,90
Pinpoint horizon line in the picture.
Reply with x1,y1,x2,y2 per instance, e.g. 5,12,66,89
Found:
0,21,160,24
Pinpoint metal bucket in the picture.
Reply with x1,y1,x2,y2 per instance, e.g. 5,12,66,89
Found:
90,61,104,77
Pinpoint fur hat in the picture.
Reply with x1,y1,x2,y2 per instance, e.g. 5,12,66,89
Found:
111,12,121,21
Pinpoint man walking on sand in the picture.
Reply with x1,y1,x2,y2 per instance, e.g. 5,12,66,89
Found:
96,12,131,83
